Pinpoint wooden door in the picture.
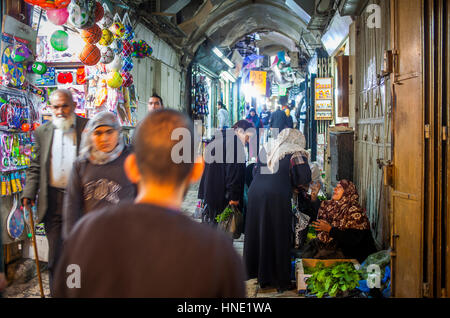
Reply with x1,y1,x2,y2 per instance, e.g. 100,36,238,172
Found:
390,0,425,297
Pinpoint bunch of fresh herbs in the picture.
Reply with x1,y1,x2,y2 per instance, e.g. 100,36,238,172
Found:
215,205,234,223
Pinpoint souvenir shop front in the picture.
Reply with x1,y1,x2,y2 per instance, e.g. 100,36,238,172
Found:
1,1,153,270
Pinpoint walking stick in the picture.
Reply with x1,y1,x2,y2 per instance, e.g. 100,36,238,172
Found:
24,206,44,298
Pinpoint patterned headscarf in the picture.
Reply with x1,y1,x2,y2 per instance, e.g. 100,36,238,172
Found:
316,180,371,244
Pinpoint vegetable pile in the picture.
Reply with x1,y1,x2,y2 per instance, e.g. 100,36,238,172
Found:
306,262,361,298
215,205,234,223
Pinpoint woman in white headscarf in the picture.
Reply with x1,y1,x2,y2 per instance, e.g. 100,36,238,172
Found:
62,112,136,239
244,128,312,292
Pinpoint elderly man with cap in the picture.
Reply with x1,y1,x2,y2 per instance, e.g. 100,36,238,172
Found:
62,112,136,239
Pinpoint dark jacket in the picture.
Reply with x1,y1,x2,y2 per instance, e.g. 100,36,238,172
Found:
269,109,288,132
22,116,89,222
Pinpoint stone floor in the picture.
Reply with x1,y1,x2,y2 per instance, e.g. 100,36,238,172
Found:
3,182,301,298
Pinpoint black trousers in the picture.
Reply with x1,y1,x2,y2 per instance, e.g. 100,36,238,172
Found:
43,187,66,297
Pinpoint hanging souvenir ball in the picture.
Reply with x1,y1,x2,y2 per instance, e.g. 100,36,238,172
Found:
100,47,115,64
110,22,125,39
131,40,152,58
79,44,101,66
121,56,133,72
32,62,47,75
81,24,102,44
98,9,113,29
46,7,69,25
99,29,114,46
21,123,31,132
106,71,123,88
108,55,123,72
50,30,69,51
11,45,31,62
111,39,123,54
123,25,135,41
122,40,134,57
94,1,104,22
69,0,96,29
120,71,133,87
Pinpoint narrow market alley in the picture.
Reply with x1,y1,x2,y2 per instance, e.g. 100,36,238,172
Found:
0,0,449,301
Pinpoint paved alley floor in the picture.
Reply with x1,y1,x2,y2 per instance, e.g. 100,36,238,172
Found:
3,182,301,298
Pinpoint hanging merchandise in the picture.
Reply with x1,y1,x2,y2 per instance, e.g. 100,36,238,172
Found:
94,1,104,22
98,7,113,29
46,7,70,25
68,0,97,29
50,30,69,51
94,79,108,107
108,54,123,72
24,0,71,9
99,46,114,64
11,44,31,63
122,40,133,57
110,39,123,55
79,43,101,66
6,195,24,239
99,29,114,46
191,71,209,117
2,46,26,88
110,22,125,39
81,24,102,44
33,66,56,86
31,62,47,75
57,72,74,84
131,40,152,58
106,71,123,88
76,67,86,85
121,56,133,72
120,71,133,87
123,25,135,41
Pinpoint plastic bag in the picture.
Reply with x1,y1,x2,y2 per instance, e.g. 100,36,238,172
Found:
294,211,310,249
193,200,206,219
217,204,243,240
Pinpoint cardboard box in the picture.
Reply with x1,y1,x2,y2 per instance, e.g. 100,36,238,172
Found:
23,235,49,262
296,258,360,294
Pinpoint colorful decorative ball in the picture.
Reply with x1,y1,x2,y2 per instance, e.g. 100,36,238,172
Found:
21,123,30,132
100,46,115,64
46,7,69,25
121,56,133,72
79,44,101,66
32,62,47,75
122,40,133,57
106,71,123,88
94,1,104,22
120,71,133,87
131,39,152,58
123,25,135,41
108,55,123,72
111,39,123,54
69,0,96,29
81,24,102,44
110,22,125,39
98,9,113,29
50,30,69,51
99,29,114,46
11,45,31,62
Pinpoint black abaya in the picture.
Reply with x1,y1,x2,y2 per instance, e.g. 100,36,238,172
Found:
244,153,311,290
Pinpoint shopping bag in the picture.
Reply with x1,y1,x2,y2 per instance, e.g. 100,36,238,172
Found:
217,204,243,239
193,200,206,219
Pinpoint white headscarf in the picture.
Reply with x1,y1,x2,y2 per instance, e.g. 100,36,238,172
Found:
266,128,309,172
79,112,125,165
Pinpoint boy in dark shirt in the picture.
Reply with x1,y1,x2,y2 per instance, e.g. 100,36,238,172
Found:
53,110,246,298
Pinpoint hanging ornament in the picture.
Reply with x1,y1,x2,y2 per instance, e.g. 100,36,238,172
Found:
94,1,104,22
11,45,31,62
100,47,115,64
131,39,152,58
32,62,47,75
121,56,133,72
98,9,113,29
79,44,101,66
50,30,69,51
46,7,69,25
122,40,133,57
69,0,96,29
108,55,123,72
111,39,123,55
99,29,114,46
81,24,102,44
120,71,133,87
110,22,125,39
106,71,123,88
123,25,135,41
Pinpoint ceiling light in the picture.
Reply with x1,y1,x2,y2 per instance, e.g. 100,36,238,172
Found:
223,57,234,68
212,47,224,58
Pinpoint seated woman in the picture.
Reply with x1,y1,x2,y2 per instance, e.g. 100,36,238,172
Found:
304,180,377,263
244,129,311,292
62,112,136,239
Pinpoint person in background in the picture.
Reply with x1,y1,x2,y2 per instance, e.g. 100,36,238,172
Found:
244,129,312,292
198,120,252,226
62,112,136,239
217,101,230,129
21,89,89,296
147,93,164,112
270,97,289,135
246,108,261,157
259,105,271,144
54,109,246,297
285,108,294,129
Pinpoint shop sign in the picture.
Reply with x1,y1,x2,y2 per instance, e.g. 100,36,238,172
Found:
249,70,267,95
314,77,333,120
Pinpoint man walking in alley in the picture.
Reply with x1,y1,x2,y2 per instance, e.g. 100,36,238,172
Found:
217,101,230,129
53,109,246,297
147,93,164,112
270,96,289,136
21,89,89,296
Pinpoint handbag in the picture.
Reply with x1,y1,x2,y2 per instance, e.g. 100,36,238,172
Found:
217,204,243,240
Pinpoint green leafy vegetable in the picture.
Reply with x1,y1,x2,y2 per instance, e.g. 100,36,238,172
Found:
215,206,234,223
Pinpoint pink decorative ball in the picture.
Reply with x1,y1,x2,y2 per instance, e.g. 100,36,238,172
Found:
46,8,69,26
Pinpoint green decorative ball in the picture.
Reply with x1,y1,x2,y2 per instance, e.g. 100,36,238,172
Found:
50,30,69,51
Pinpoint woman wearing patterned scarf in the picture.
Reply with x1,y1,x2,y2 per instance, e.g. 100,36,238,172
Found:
305,180,377,263
62,112,136,240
